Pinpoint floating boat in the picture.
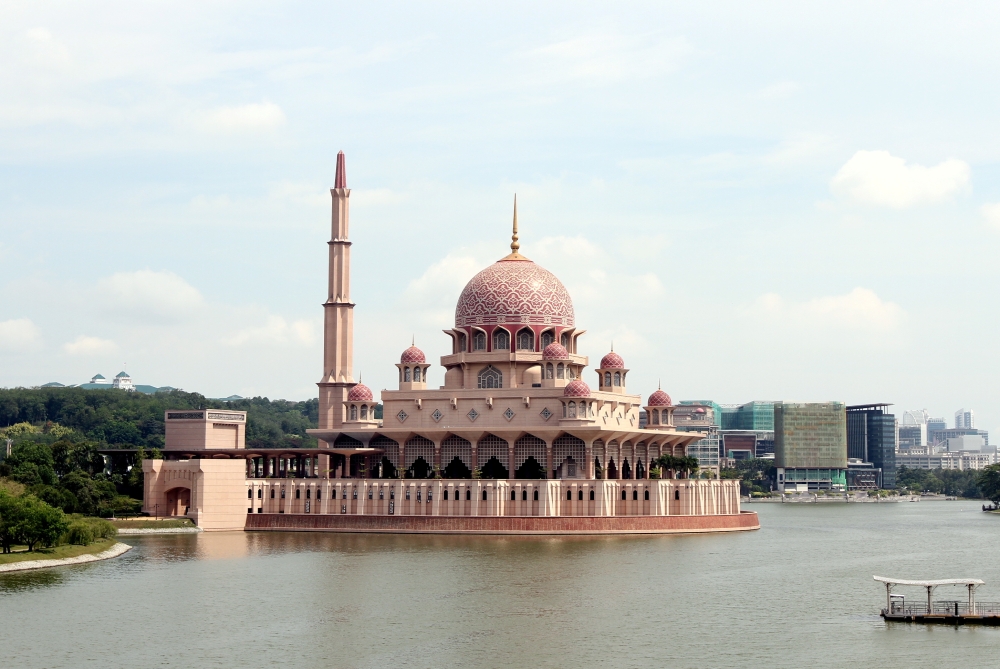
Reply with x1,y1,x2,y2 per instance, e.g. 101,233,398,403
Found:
875,576,1000,624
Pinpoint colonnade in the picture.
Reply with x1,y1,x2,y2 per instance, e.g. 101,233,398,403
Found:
244,478,741,518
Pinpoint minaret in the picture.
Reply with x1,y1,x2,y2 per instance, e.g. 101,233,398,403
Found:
318,151,355,430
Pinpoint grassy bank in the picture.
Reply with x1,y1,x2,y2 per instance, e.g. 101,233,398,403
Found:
110,517,195,530
0,537,116,565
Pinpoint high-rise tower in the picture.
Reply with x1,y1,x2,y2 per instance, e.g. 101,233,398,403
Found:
318,151,355,430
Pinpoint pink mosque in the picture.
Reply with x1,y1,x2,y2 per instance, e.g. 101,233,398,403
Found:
142,153,759,534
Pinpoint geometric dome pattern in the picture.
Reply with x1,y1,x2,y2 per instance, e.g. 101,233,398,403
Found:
348,383,374,402
600,351,625,369
400,345,426,364
455,259,574,328
563,379,592,397
647,389,672,407
542,342,569,360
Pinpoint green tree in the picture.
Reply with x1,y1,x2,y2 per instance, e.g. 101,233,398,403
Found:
0,490,23,553
18,495,68,551
2,442,57,486
977,464,1000,506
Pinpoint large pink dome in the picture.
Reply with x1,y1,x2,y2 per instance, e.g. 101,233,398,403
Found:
455,259,574,328
542,342,569,359
348,383,373,402
600,351,625,369
400,345,426,364
647,389,672,407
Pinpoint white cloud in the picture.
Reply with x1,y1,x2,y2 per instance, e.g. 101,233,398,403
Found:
980,203,1000,230
402,253,484,326
63,335,117,356
756,81,800,100
188,102,286,133
830,150,970,208
222,315,317,347
526,33,692,84
96,270,204,323
748,288,903,331
0,318,42,352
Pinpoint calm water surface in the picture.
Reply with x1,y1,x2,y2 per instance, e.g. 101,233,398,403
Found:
2,501,998,668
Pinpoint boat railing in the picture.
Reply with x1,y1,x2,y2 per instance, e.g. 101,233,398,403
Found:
884,601,1000,616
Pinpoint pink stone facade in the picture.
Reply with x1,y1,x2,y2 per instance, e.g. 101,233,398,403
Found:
143,154,759,535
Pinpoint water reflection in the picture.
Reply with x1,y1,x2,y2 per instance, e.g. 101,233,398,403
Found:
2,502,1000,669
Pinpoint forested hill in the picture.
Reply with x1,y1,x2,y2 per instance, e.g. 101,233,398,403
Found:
0,387,320,449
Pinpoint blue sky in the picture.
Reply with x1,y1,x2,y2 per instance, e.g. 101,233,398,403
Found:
2,2,999,433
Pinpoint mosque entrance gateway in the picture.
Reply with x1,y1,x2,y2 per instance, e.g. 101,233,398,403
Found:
141,152,755,534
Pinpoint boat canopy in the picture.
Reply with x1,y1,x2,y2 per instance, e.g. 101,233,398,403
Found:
874,576,984,587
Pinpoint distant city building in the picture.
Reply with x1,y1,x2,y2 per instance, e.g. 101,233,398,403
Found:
847,458,881,490
113,371,135,391
43,371,178,395
898,409,929,447
896,451,997,471
673,403,720,470
927,417,947,434
930,427,989,447
846,404,896,488
774,401,848,492
679,399,776,460
955,408,976,429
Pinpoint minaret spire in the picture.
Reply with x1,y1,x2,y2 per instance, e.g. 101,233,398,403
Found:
502,194,529,261
318,150,356,431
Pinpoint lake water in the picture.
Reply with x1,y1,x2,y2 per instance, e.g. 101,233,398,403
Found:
2,501,998,668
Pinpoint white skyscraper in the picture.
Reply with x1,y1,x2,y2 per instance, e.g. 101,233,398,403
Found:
955,409,975,429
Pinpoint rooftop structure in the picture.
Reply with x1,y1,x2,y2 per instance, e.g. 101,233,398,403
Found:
141,153,757,534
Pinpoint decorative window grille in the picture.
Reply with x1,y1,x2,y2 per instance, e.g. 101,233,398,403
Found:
504,407,515,421
614,372,621,386
350,405,358,420
431,409,443,422
404,436,434,473
541,331,554,348
478,366,502,389
414,367,422,382
604,372,612,386
556,363,565,379
360,405,367,420
396,410,408,422
473,331,486,351
561,332,569,348
493,329,510,351
371,435,399,468
513,434,546,475
540,407,553,421
457,331,467,353
467,408,479,422
516,329,534,351
545,364,553,380
553,435,585,478
404,367,411,382
441,435,472,473
477,434,509,474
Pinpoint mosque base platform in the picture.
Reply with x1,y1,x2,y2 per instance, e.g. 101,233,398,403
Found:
245,511,760,534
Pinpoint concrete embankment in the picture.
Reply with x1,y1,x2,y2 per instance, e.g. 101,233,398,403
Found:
0,542,132,574
116,527,203,535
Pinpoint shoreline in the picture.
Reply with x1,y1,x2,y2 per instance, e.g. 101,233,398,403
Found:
117,527,202,535
0,542,132,574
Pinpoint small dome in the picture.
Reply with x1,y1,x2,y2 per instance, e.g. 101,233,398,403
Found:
647,389,672,407
563,379,591,397
542,342,569,359
400,345,426,364
600,351,625,369
348,383,373,402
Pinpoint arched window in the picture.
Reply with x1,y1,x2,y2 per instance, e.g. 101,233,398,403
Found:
493,328,510,351
541,331,554,348
567,489,572,500
604,372,612,386
482,490,487,501
517,329,534,351
248,489,252,499
473,331,486,351
562,403,567,418
404,367,412,382
414,367,421,382
614,372,621,386
568,368,575,380
621,490,626,500
633,489,638,501
295,489,300,499
561,332,569,348
511,490,516,501
350,405,358,420
456,331,467,353
556,363,565,379
270,489,275,498
306,489,311,499
578,489,583,501
360,405,368,420
590,489,595,500
644,489,649,500
444,490,449,500
545,363,554,379
533,490,538,501
568,401,576,418
466,489,471,501
651,410,659,425
477,365,502,389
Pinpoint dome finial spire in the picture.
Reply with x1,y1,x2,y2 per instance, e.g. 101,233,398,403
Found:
502,194,529,261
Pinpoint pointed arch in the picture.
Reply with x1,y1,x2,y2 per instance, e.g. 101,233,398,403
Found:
492,328,510,351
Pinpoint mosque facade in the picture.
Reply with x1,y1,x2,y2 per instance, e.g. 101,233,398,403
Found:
143,153,758,534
